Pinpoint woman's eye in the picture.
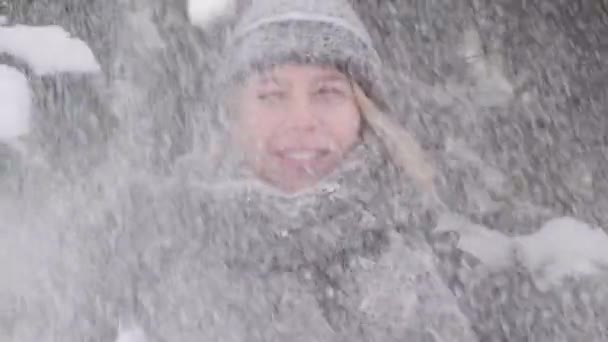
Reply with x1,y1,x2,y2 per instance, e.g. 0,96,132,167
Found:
257,91,286,101
316,86,345,97
314,86,350,103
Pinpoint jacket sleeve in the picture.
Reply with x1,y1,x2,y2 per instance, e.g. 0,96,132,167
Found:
353,229,479,342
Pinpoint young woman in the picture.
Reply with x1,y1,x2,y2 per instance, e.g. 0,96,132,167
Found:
145,2,608,340
104,0,477,340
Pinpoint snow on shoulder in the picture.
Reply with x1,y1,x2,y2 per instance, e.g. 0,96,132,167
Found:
436,214,608,291
0,25,100,75
0,65,30,141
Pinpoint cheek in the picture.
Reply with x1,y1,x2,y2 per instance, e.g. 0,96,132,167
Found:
323,104,361,147
234,102,278,154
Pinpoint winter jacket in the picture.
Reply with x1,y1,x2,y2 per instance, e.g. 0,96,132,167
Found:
2,136,479,341
94,139,477,342
6,134,608,342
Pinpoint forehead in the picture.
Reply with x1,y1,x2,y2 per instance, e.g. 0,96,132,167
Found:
253,64,350,85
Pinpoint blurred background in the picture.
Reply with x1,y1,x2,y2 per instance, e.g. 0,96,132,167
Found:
0,0,606,339
3,0,606,228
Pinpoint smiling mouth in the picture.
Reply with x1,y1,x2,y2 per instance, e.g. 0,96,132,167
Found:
276,149,331,162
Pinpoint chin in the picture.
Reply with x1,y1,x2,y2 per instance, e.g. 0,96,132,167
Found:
271,176,319,194
257,170,324,195
254,156,341,194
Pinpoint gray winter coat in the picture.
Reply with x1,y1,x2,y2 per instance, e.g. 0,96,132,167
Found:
6,138,607,341
3,138,475,341
101,140,476,341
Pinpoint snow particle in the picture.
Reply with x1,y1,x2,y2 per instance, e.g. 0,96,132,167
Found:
115,326,148,342
0,65,30,141
188,0,236,30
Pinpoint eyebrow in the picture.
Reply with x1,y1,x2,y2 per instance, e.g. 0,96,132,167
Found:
256,74,286,87
254,70,350,87
313,72,350,84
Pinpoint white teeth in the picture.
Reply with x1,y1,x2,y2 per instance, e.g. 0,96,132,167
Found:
283,151,319,160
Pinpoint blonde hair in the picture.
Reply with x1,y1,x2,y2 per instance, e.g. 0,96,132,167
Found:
352,84,436,192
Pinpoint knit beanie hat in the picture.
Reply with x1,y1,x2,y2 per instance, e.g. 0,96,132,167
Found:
211,0,435,190
221,0,385,107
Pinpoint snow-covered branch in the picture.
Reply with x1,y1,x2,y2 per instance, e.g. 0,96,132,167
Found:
0,25,100,75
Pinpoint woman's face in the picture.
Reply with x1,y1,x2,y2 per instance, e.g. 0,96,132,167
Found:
233,64,362,193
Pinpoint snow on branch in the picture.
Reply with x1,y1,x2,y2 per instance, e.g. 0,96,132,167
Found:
0,25,100,75
0,64,30,141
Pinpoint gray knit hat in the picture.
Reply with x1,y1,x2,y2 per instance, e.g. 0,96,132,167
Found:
221,0,385,106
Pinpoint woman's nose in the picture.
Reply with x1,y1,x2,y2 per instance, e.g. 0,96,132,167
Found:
287,97,319,131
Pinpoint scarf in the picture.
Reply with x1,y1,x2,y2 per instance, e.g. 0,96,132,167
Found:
116,135,475,341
